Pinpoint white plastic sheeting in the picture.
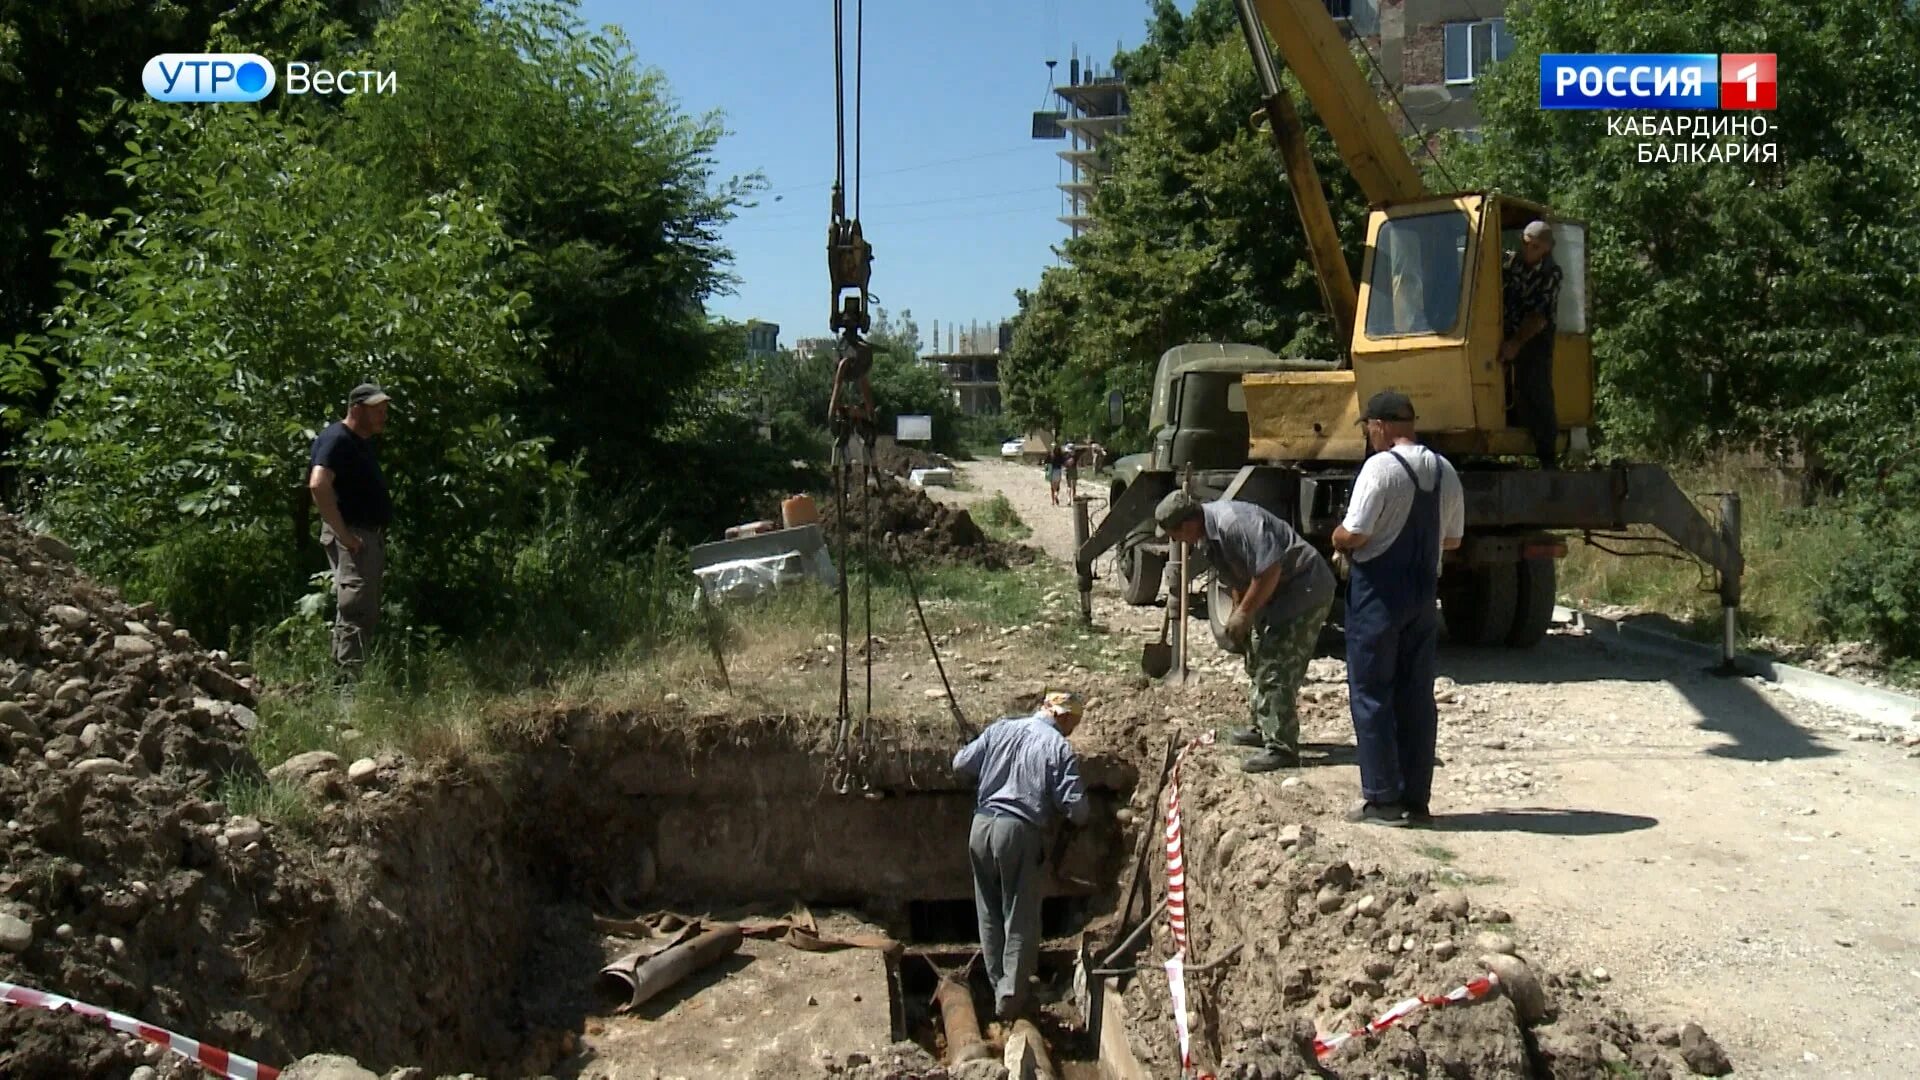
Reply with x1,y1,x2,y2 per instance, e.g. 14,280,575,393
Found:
693,547,837,605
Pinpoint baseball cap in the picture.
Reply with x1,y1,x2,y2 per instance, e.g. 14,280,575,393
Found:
1359,390,1417,423
1041,690,1084,721
1153,489,1204,534
350,383,392,406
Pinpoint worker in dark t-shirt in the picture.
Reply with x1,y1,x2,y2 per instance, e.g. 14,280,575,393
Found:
308,383,393,668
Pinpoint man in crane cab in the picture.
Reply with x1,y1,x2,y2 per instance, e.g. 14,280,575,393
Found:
1500,220,1564,469
1154,490,1334,773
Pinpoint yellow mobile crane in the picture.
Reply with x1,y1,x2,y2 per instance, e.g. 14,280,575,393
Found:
1078,0,1743,660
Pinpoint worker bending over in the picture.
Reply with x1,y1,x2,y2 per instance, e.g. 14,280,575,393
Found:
953,691,1089,1021
1332,392,1464,826
1154,491,1333,772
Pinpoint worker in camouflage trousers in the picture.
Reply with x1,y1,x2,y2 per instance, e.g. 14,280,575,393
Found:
1155,491,1334,772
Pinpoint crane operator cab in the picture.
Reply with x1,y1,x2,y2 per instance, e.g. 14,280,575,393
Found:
1246,194,1592,465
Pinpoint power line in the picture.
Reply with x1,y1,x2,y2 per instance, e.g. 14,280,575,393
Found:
731,201,1059,236
756,144,1041,201
1349,23,1462,190
743,184,1062,223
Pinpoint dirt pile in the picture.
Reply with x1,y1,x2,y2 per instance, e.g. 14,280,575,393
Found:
870,437,948,479
1113,745,1729,1078
821,476,1029,570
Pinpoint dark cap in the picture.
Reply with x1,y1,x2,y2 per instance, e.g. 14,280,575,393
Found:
349,383,391,407
1153,489,1205,533
1360,390,1416,423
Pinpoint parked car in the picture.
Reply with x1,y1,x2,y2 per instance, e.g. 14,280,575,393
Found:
1000,437,1025,459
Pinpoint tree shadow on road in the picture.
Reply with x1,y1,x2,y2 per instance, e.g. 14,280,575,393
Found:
1423,807,1657,837
1435,635,1837,763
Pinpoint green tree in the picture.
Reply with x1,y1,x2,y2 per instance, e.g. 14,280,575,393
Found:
1450,0,1920,485
10,102,558,644
1003,2,1361,444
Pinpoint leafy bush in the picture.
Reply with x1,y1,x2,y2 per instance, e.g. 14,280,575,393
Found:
1817,504,1920,661
974,494,1031,541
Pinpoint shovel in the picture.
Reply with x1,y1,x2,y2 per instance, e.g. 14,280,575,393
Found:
1141,597,1174,678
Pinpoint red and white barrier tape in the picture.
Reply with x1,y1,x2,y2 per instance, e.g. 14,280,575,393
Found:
1313,971,1502,1059
1,980,282,1080
1162,730,1215,1078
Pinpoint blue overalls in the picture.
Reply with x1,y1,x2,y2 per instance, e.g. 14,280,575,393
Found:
1345,451,1442,810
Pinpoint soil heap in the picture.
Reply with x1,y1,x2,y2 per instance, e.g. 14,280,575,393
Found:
820,476,1028,570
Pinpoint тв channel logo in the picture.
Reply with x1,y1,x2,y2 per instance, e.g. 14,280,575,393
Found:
1539,53,1776,110
143,54,277,103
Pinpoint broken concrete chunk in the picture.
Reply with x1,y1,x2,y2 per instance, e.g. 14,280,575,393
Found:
53,678,90,704
0,913,32,952
1474,931,1518,956
1679,1023,1733,1076
280,1055,380,1080
224,817,266,847
114,635,157,658
270,750,344,785
348,758,380,785
74,757,131,778
48,605,89,631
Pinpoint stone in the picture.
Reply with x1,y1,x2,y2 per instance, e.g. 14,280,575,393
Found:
1216,827,1246,867
1590,966,1611,982
1315,885,1345,914
1482,953,1547,1023
114,635,157,658
1345,974,1384,997
74,757,131,778
1483,908,1513,924
1679,1023,1732,1076
53,678,90,704
281,1055,381,1080
225,817,266,847
1363,959,1395,980
48,605,89,631
347,758,379,785
54,923,74,942
951,1060,1010,1080
1280,776,1301,789
130,1068,156,1080
1278,823,1304,847
924,687,948,700
0,701,33,736
34,533,73,562
663,692,683,706
228,704,259,731
1434,888,1470,918
1431,939,1457,960
0,913,32,952
270,750,343,785
1475,931,1518,956
1355,894,1381,916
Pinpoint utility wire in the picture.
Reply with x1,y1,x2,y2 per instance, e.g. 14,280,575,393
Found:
757,145,1040,201
743,184,1061,223
1349,24,1462,189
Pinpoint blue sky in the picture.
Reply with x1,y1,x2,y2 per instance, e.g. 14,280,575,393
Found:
574,0,1184,352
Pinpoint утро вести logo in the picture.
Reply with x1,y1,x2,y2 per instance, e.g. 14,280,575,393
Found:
142,54,277,103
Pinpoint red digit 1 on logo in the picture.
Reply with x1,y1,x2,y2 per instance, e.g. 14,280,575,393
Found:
1719,53,1777,110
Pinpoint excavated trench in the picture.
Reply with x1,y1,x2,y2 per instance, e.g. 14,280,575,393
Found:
283,711,1150,1078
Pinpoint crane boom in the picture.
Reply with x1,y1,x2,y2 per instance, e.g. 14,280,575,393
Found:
1249,0,1427,208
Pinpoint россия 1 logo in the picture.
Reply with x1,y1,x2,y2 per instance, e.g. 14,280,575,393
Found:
143,53,276,102
1539,53,1777,110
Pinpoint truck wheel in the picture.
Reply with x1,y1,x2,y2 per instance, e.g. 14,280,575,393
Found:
1119,544,1166,606
1507,558,1557,648
1441,564,1517,647
1209,574,1245,655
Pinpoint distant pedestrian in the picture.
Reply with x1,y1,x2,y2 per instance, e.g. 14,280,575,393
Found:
308,383,394,669
953,691,1089,1021
1063,442,1081,501
1155,491,1334,772
1331,391,1465,826
1043,443,1068,505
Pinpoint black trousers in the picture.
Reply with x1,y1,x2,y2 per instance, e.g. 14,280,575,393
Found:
1510,338,1558,468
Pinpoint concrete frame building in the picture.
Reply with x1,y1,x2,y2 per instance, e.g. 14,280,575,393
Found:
1050,53,1128,238
925,320,1011,417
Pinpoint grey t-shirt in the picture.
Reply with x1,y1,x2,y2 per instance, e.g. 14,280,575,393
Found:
1201,500,1335,627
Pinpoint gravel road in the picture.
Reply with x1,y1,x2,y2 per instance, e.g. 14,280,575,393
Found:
936,456,1920,1078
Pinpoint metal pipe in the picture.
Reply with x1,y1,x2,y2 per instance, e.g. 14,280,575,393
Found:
934,977,992,1063
1098,899,1168,969
1072,496,1094,626
1008,1019,1060,1080
598,923,744,1012
1719,492,1743,672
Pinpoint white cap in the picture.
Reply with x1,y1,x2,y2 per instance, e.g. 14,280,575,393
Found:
1523,220,1553,242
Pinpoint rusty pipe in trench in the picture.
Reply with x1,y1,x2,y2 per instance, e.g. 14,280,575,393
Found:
933,977,993,1063
598,923,743,1012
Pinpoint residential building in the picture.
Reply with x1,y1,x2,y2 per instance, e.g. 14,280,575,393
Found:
743,319,780,360
1334,1,1514,134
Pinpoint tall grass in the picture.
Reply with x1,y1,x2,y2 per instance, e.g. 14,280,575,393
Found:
1556,462,1859,650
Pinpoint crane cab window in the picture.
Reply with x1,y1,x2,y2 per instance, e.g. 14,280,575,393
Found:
1365,211,1470,339
1500,221,1589,334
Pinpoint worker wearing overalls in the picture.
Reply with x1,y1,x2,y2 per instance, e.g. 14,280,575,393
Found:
1332,391,1465,826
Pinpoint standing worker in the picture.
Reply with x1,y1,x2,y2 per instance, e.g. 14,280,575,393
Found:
1154,491,1334,772
1501,220,1564,469
308,383,394,670
953,691,1089,1021
1331,391,1464,826
1043,441,1068,506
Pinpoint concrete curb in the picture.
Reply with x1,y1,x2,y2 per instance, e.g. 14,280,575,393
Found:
1557,606,1920,736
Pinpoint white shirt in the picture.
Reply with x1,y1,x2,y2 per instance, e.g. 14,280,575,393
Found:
1341,444,1465,567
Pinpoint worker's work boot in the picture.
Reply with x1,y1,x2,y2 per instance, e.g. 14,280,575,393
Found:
1225,727,1264,748
1241,747,1300,773
1345,801,1409,827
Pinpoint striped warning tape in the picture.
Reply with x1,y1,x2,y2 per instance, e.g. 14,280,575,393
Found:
1,979,282,1080
1313,971,1502,1058
1162,730,1215,1078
